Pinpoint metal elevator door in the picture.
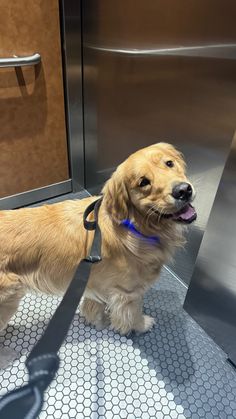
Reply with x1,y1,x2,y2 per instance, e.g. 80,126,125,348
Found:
82,0,236,285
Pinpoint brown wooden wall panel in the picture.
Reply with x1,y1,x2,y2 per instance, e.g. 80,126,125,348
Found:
0,0,69,198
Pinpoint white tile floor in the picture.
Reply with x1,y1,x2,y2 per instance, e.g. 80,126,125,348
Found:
0,267,236,419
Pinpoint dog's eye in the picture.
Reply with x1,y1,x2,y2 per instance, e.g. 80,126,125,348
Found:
166,160,174,168
139,177,151,187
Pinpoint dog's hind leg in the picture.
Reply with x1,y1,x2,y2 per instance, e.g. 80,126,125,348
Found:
80,298,110,330
0,273,25,331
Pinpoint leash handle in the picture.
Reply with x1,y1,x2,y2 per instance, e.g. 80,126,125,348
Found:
0,198,103,419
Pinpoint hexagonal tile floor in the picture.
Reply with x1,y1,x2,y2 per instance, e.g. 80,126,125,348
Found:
0,265,236,419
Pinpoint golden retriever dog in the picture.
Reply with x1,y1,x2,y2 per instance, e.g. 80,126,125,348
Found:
0,143,196,335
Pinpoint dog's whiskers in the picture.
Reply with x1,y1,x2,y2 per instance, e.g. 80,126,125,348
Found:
189,176,202,187
145,204,157,224
144,204,168,225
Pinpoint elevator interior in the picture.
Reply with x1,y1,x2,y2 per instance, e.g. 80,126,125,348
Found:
0,1,236,417
82,0,236,286
80,0,236,369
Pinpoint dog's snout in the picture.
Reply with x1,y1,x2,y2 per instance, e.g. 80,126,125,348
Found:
172,182,193,201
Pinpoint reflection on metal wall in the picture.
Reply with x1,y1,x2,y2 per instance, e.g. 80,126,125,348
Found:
184,133,236,365
62,0,84,191
82,0,236,284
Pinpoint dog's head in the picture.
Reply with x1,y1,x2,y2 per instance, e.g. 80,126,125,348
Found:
103,142,196,224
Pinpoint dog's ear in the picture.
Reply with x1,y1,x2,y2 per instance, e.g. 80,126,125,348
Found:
102,170,129,222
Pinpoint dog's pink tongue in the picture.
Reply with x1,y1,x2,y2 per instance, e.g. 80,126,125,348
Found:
173,204,197,223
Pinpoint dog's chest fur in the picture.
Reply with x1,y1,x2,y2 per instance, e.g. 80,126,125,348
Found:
85,219,185,304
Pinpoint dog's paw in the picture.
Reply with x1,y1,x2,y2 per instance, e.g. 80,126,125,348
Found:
94,314,110,331
84,312,110,331
142,314,156,332
135,315,156,333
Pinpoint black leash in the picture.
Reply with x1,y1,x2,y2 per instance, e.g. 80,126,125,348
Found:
0,197,102,419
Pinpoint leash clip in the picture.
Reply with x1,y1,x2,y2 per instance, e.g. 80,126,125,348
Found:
84,255,102,264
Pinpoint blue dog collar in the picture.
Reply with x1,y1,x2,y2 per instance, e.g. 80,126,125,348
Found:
121,219,160,245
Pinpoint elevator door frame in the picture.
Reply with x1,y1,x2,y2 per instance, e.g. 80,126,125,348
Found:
0,0,84,210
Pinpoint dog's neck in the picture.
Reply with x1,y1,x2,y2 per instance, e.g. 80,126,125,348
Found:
120,218,161,245
100,200,185,261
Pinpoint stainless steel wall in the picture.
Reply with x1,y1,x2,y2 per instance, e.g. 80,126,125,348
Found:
61,0,85,192
82,0,236,284
184,133,236,365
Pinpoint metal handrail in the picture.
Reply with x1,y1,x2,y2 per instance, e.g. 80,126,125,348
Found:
0,53,41,68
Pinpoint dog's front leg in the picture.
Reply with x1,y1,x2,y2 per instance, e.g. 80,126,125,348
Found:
109,294,155,335
80,297,110,330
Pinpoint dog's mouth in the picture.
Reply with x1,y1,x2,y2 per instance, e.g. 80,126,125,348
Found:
154,203,197,224
171,203,197,224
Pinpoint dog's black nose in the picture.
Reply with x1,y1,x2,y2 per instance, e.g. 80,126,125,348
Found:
172,182,193,201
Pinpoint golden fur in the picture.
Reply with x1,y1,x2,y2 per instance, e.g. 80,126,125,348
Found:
0,143,195,334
